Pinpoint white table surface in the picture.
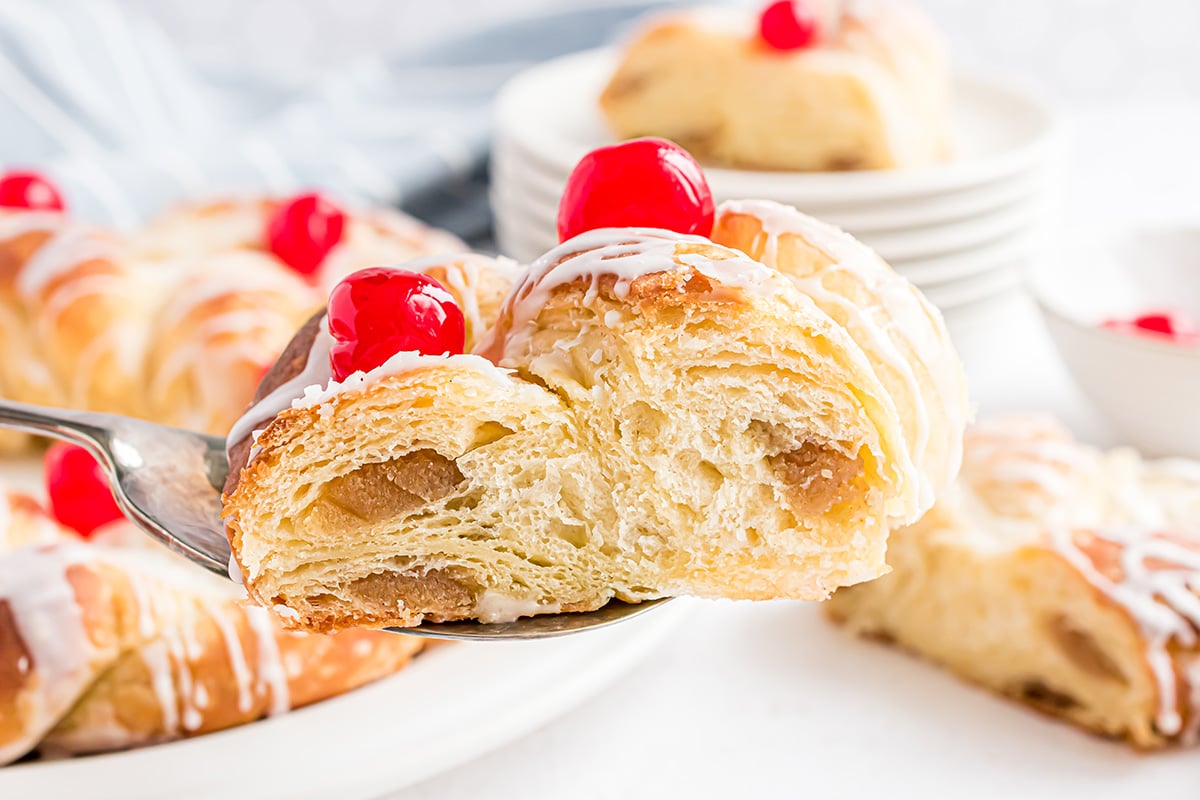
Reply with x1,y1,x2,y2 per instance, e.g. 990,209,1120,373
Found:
394,105,1198,799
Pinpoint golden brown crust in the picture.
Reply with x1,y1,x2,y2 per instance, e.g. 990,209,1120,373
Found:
827,417,1200,749
0,200,473,443
599,5,952,171
224,228,957,629
223,310,325,498
0,490,427,764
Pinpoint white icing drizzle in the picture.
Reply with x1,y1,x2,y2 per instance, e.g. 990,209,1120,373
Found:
156,600,202,732
476,226,788,366
125,570,159,639
225,317,335,454
717,199,968,511
15,225,114,302
225,309,514,454
472,590,561,624
964,418,1200,740
293,349,514,412
385,252,520,343
141,639,179,733
244,605,291,716
0,209,67,241
1050,526,1200,739
0,544,92,765
227,552,244,584
0,491,11,552
210,610,255,714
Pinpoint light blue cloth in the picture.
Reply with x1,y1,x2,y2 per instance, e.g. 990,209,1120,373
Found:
0,0,674,243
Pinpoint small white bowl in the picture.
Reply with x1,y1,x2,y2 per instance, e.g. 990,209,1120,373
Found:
1033,226,1200,458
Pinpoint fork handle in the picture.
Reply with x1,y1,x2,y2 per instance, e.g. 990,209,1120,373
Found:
0,399,111,453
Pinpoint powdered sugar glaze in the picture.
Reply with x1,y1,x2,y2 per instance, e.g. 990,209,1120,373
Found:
965,417,1200,741
230,229,784,458
475,226,792,365
717,199,969,510
0,533,296,761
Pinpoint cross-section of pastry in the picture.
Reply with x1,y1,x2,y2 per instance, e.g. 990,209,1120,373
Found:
827,416,1200,748
0,462,425,766
0,179,512,445
600,0,953,171
222,139,968,631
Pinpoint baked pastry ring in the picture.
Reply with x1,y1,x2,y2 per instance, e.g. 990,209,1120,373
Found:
599,2,953,171
0,198,512,447
0,486,424,765
223,202,968,631
827,416,1200,748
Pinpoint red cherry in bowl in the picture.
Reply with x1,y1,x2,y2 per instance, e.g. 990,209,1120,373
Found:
759,0,819,51
556,137,715,242
327,267,466,380
266,192,346,276
0,170,65,211
45,443,123,537
1101,310,1200,345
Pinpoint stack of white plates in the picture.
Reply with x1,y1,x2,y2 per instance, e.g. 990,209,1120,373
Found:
492,48,1058,315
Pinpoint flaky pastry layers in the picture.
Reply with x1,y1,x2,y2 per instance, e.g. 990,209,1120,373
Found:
827,417,1200,748
0,487,424,765
0,198,513,448
223,201,968,630
599,1,953,171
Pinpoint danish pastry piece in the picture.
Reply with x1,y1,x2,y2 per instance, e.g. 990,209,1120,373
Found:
600,2,953,171
0,489,424,765
827,417,1200,748
0,198,511,440
223,221,967,631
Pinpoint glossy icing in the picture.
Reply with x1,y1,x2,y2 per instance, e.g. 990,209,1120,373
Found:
964,418,1200,740
475,226,790,366
0,201,473,436
718,199,968,510
0,494,301,760
225,316,336,455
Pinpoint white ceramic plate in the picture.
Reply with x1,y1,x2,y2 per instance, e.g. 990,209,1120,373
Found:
493,48,1058,204
923,262,1026,310
491,205,556,264
493,139,1047,233
493,179,1039,286
0,458,690,800
890,230,1037,286
859,201,1039,262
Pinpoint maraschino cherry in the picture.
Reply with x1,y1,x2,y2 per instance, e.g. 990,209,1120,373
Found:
0,170,65,211
265,192,346,276
44,443,123,537
556,137,714,242
327,267,466,381
1101,310,1200,346
759,0,819,51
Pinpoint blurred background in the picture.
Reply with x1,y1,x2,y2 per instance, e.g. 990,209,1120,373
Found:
2,2,1197,797
129,0,1200,104
5,0,1197,235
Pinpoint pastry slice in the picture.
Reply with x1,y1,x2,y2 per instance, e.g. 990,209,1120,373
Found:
827,416,1200,748
0,485,424,765
0,188,496,444
223,226,965,630
223,142,966,631
600,1,953,171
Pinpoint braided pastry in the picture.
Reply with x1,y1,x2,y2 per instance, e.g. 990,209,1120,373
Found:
600,1,952,171
222,200,967,631
0,486,424,765
827,417,1200,748
0,198,513,441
